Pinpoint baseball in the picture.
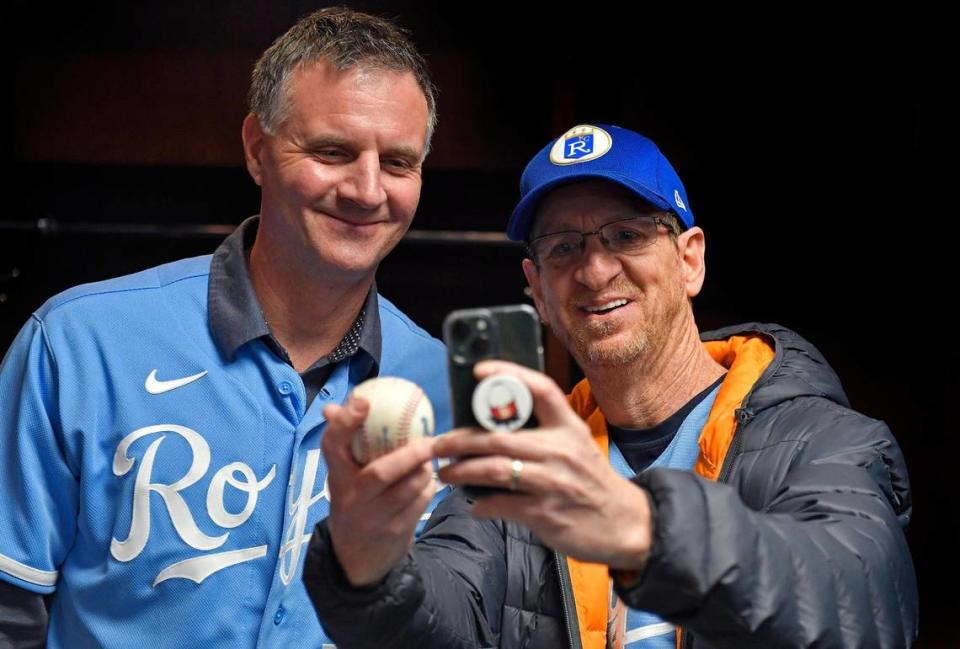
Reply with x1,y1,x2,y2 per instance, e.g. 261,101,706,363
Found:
349,376,435,465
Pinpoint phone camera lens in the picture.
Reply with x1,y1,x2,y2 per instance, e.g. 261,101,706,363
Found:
451,320,471,342
470,334,490,357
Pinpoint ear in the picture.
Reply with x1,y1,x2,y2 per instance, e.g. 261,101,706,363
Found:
522,258,550,326
242,113,267,186
676,226,707,298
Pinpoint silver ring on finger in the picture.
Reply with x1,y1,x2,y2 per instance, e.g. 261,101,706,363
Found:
509,458,524,491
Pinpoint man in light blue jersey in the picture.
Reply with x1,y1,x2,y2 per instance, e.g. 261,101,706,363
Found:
0,7,449,648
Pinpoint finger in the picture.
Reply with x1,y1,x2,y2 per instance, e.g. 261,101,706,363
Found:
381,475,437,539
429,427,491,450
339,459,433,526
353,437,436,497
439,455,557,496
322,396,370,447
375,463,436,519
433,428,559,462
473,360,584,429
322,397,372,484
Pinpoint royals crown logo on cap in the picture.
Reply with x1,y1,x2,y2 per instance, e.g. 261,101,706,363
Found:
549,124,613,166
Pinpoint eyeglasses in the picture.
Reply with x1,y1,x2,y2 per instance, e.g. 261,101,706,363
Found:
526,214,674,269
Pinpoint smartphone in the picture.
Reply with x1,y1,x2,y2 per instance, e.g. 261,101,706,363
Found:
443,304,545,429
442,305,544,498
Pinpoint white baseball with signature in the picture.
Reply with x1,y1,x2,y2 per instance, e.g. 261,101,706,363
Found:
349,377,434,465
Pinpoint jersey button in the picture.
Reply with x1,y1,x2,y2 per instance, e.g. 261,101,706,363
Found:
278,381,293,395
273,605,286,625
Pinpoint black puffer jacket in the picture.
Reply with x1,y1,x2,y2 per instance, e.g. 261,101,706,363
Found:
304,324,918,649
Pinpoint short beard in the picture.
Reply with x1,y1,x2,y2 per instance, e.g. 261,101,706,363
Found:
550,273,688,369
551,318,649,367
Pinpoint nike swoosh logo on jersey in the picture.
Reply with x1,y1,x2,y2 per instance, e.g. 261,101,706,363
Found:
144,369,208,394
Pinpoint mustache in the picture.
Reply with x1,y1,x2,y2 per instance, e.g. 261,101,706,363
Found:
570,279,640,304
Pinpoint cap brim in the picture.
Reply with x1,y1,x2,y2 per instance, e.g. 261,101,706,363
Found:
507,171,674,241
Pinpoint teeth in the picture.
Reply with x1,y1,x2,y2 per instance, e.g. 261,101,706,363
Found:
584,299,627,313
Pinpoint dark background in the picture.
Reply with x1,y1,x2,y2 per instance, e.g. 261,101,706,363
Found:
6,2,956,645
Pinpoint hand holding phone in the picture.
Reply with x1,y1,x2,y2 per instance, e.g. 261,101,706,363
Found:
442,304,544,497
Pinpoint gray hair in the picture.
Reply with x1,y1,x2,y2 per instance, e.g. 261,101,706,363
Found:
249,6,438,156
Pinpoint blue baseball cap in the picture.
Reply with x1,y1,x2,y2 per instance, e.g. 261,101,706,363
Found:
507,124,694,241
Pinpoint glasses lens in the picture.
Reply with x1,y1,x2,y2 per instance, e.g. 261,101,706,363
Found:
531,232,582,264
600,217,658,252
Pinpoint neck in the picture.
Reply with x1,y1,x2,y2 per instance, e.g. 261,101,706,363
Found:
582,313,726,429
248,238,372,373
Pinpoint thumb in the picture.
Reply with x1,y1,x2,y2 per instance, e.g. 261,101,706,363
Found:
321,396,370,463
474,360,581,430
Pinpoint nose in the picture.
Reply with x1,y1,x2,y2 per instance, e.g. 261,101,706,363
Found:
339,153,387,209
572,235,623,291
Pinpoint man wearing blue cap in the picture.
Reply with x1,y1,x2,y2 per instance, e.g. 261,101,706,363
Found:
306,124,918,648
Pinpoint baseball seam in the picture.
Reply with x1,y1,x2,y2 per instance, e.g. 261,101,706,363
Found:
358,423,372,462
395,386,422,448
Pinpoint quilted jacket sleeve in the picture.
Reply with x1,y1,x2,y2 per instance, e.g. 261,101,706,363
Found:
303,488,507,649
617,404,918,649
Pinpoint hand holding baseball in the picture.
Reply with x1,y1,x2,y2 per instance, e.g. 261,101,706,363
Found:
321,378,437,587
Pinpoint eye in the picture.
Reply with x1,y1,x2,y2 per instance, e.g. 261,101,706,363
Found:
314,148,348,162
381,157,413,173
544,236,579,259
606,222,652,249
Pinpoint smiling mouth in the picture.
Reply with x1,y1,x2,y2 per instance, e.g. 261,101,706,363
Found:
325,213,386,229
581,299,629,315
328,212,371,224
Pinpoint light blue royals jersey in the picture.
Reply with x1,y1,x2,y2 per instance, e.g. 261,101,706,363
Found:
0,255,451,648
